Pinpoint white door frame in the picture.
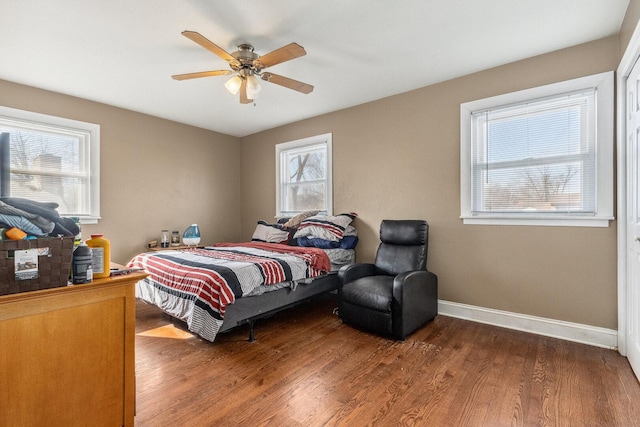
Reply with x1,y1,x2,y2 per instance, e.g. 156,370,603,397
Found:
617,21,640,357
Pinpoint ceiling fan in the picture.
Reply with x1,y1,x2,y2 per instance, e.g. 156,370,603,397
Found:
172,31,314,104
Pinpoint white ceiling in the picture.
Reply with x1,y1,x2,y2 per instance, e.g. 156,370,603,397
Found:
0,0,630,137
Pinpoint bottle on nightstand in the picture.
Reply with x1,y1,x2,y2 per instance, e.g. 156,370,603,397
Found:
160,230,170,248
171,230,180,246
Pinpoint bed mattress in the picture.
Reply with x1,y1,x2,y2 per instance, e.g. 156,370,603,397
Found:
129,243,353,342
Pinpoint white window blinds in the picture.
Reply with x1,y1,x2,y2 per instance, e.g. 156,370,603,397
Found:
460,71,613,227
470,90,596,214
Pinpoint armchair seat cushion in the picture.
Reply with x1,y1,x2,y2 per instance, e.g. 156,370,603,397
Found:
342,276,393,313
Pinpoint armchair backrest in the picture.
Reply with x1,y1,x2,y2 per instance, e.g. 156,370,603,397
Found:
374,220,429,276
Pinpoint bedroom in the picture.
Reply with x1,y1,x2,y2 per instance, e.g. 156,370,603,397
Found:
1,0,639,425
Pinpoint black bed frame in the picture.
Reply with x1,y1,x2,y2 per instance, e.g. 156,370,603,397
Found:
217,272,340,342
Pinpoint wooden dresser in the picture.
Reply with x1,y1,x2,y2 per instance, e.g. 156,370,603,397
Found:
0,270,147,427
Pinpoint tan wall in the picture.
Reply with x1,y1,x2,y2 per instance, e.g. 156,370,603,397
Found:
620,0,640,56
0,79,242,264
240,36,620,329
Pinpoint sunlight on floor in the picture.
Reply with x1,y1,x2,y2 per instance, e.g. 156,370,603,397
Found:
137,324,195,340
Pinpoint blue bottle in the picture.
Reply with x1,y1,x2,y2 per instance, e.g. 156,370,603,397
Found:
182,224,201,246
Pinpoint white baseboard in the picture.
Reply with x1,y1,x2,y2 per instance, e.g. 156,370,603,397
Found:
438,300,618,350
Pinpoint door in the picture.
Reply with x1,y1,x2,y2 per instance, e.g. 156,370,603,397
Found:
625,57,640,380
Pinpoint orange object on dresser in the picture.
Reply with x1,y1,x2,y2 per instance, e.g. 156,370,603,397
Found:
86,234,111,278
5,227,27,240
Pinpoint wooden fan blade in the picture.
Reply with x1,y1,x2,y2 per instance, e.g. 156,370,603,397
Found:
261,72,314,94
254,43,306,69
172,70,233,80
181,31,237,64
239,79,252,104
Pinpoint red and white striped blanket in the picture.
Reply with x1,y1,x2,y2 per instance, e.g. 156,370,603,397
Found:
128,243,330,342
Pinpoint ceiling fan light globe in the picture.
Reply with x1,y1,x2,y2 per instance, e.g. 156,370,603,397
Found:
225,76,242,95
246,75,262,98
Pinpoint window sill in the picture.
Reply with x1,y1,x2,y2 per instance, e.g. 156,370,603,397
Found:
461,215,614,227
77,216,100,225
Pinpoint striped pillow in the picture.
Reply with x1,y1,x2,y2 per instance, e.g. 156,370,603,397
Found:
293,213,357,242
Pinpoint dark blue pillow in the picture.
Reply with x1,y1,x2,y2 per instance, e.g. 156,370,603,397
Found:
297,235,358,249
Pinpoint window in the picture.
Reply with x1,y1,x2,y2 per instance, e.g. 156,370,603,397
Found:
276,133,332,217
460,71,613,227
0,106,100,224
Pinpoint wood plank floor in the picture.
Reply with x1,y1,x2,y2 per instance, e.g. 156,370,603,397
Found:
134,295,640,426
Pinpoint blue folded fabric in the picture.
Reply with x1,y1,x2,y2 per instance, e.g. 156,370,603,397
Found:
0,213,47,236
0,201,55,234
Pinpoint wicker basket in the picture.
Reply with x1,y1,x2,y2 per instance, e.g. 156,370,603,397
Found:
0,236,74,295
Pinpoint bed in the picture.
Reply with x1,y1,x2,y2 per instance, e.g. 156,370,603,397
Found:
128,213,358,342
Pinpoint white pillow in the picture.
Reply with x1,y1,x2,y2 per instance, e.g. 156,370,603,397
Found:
251,221,290,244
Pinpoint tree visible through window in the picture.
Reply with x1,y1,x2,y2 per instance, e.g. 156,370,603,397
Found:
460,72,613,227
276,133,332,216
472,93,592,213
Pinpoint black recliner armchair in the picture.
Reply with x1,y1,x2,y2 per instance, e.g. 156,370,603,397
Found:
338,220,438,340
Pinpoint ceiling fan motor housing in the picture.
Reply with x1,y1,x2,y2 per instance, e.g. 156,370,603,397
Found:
231,44,261,74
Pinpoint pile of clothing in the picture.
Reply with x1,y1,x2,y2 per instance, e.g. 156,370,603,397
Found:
0,197,79,238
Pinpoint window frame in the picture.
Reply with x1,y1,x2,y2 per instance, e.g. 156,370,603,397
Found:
275,133,333,218
460,71,614,227
0,106,100,224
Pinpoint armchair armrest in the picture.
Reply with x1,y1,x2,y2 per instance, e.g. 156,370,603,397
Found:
391,270,438,339
338,263,376,287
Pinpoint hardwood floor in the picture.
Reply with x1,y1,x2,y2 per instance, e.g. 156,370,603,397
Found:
134,295,640,426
